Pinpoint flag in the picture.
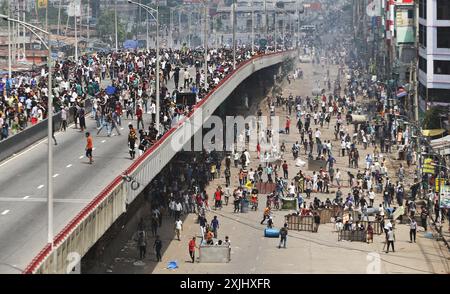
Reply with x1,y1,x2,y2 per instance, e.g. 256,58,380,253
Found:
37,0,48,8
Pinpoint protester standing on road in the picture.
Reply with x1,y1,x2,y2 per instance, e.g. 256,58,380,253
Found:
188,237,197,263
279,223,288,249
420,206,429,231
409,217,417,243
154,235,162,262
128,124,137,159
260,206,271,224
85,132,93,164
211,215,220,238
175,218,183,241
313,212,321,232
386,228,395,253
137,230,147,260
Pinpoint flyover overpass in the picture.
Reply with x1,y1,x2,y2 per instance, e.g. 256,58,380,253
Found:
1,50,294,274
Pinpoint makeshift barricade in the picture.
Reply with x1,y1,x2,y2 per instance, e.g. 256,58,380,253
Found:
314,208,334,224
285,214,314,232
281,197,298,210
338,230,367,242
308,159,326,171
255,182,276,194
198,245,231,263
360,220,383,235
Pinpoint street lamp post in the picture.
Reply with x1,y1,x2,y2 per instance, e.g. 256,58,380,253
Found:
128,0,160,135
251,0,254,53
7,2,12,77
204,0,208,90
1,13,53,249
115,0,118,51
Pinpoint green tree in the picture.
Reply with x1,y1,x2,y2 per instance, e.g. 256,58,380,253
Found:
422,107,446,129
97,10,126,45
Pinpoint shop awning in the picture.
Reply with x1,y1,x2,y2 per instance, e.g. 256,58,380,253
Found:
422,129,446,137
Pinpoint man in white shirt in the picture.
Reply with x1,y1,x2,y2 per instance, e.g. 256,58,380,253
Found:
175,218,183,241
315,128,321,143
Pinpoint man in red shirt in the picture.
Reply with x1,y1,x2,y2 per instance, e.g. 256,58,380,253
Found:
282,160,289,179
285,116,291,134
136,104,144,130
214,187,223,210
188,237,197,263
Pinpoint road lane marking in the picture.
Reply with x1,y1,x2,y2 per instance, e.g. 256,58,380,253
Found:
66,164,72,168
101,140,106,143
79,156,84,159
53,174,59,178
23,196,30,199
1,210,10,215
37,185,44,189
0,198,90,204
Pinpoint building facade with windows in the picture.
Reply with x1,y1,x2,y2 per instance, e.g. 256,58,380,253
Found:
418,0,450,108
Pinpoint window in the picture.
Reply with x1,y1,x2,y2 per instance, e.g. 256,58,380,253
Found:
437,0,450,20
437,27,450,48
419,56,427,73
434,60,450,75
419,24,427,47
408,9,414,19
419,0,427,19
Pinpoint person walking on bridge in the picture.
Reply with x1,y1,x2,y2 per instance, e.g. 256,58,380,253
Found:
85,132,93,164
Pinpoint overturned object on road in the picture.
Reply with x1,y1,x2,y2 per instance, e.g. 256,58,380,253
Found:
285,214,314,232
347,114,367,124
312,88,324,96
264,228,280,238
338,230,367,242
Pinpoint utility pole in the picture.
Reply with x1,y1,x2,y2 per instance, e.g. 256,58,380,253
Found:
232,0,236,69
115,0,118,51
74,15,78,60
87,0,90,43
204,1,208,90
251,0,254,53
7,0,12,77
146,13,149,51
22,0,26,59
188,12,191,48
57,0,62,36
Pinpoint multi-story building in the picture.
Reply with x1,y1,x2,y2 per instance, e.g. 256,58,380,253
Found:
418,0,450,109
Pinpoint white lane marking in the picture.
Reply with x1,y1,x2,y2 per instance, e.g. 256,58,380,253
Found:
0,139,46,167
66,164,72,168
37,185,44,189
101,140,106,143
23,196,30,199
53,174,59,178
1,210,10,215
0,198,90,204
79,155,84,159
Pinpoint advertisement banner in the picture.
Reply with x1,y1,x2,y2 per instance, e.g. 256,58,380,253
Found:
439,185,450,208
422,158,436,174
37,0,47,8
